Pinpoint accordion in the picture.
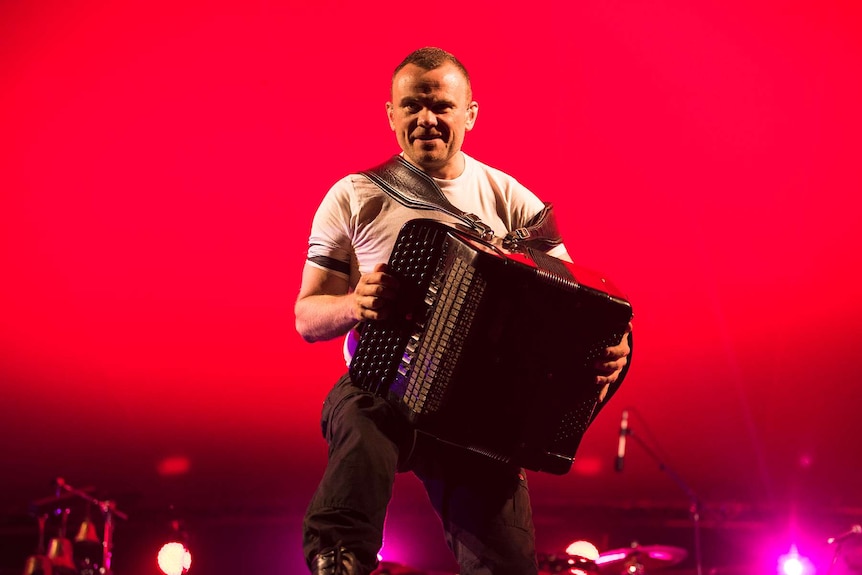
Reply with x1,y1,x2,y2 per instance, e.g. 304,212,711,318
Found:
348,219,632,474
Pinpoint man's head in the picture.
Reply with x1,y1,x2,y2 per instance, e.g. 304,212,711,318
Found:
386,47,479,179
391,47,473,100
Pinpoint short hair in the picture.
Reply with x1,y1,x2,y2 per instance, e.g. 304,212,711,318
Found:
392,47,472,96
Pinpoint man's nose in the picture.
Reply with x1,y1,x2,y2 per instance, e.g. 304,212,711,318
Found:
417,108,437,127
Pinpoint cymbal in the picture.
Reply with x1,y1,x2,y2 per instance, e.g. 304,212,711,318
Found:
596,545,687,573
371,561,427,575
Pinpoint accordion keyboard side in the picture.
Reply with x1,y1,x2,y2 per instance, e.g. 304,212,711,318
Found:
390,251,487,416
348,220,450,395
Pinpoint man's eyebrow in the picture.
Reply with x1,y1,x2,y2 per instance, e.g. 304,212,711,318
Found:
398,96,456,107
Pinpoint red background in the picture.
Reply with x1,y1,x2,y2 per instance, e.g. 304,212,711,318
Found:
2,1,861,574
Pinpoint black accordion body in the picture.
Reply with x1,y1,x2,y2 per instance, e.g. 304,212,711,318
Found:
348,219,632,474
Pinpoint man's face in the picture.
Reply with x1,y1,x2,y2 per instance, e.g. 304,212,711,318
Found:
386,63,478,179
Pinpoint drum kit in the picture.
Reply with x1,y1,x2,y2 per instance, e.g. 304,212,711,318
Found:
593,544,688,574
368,543,687,575
21,478,126,575
539,543,688,575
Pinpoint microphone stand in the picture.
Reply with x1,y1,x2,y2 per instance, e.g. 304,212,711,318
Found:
826,541,843,575
825,525,862,575
624,428,704,575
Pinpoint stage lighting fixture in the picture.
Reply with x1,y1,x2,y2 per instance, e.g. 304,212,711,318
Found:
156,520,192,575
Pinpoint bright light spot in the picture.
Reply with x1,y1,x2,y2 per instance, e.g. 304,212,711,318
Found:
782,556,804,575
566,540,600,560
778,545,813,575
157,542,191,575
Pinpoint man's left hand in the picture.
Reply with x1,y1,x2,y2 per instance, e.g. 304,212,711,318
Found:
594,321,632,387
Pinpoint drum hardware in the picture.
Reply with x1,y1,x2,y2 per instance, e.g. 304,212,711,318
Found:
74,515,101,544
73,515,103,574
23,478,127,575
54,477,127,575
595,544,687,575
539,551,599,574
22,514,52,575
46,508,76,574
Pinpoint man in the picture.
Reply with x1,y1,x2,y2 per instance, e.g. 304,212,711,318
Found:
295,47,632,575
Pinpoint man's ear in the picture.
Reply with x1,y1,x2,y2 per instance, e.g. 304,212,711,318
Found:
386,102,396,130
465,101,479,131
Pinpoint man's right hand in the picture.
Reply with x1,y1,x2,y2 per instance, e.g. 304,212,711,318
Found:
295,262,399,343
352,263,400,322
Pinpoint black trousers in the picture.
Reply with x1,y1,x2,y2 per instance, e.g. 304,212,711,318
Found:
302,374,538,575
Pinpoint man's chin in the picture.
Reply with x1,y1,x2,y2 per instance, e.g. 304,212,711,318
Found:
406,149,445,169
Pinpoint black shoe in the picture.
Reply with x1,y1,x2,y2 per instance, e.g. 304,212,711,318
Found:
311,545,361,575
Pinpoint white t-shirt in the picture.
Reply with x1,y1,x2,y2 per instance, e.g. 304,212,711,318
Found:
306,152,569,288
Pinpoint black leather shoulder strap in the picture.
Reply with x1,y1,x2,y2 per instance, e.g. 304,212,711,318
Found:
503,202,564,252
361,155,494,240
361,155,564,253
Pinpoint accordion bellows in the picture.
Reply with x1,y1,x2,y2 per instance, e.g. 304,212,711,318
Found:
349,219,632,474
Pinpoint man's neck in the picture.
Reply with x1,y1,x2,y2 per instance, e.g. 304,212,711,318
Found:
405,151,465,180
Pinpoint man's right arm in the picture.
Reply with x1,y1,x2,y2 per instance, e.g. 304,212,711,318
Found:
294,262,400,343
294,264,358,343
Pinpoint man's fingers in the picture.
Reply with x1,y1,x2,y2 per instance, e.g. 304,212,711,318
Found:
366,282,398,299
363,293,388,310
595,356,626,374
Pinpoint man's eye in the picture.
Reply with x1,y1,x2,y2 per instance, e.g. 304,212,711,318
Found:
405,104,421,113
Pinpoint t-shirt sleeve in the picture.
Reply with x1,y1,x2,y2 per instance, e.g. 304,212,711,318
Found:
306,177,354,279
